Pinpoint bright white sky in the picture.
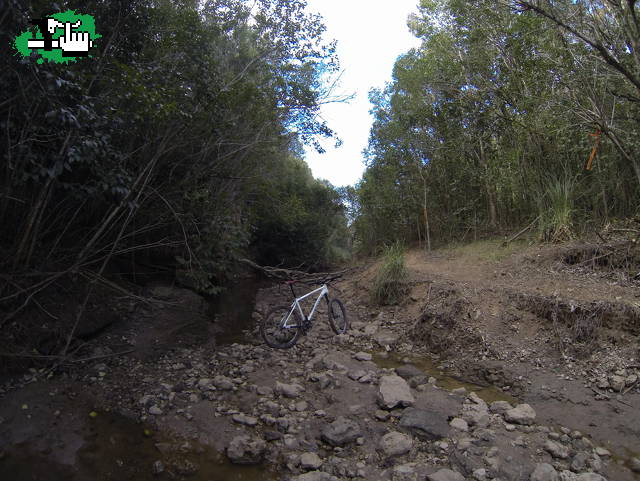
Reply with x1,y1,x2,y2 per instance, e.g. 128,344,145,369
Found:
303,0,421,187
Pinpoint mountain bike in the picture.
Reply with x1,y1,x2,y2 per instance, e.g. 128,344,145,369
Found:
260,281,348,349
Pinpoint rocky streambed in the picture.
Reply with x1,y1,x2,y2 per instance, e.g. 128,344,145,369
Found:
1,281,639,481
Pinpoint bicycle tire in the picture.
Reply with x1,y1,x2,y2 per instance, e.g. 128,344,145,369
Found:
260,305,302,349
327,298,348,334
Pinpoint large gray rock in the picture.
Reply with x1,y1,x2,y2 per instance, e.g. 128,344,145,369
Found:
449,417,469,432
489,400,513,414
379,431,413,456
395,364,424,379
320,353,348,372
504,403,536,425
321,416,361,446
378,375,415,409
213,375,234,390
608,375,625,392
531,463,559,481
275,381,304,398
226,435,266,464
374,329,399,347
559,472,578,481
299,452,323,470
399,407,450,441
544,440,570,459
461,395,489,427
232,413,258,426
571,452,589,471
392,464,418,481
354,351,373,361
427,468,465,481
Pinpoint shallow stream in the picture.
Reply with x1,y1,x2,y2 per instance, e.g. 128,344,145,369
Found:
2,410,277,481
373,351,519,405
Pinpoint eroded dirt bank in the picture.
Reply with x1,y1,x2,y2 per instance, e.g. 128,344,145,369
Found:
1,242,639,481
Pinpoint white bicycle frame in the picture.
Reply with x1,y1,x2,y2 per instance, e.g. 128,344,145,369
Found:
281,284,329,329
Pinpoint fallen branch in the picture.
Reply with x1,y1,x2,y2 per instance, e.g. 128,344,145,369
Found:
609,228,640,234
502,216,540,246
623,380,638,395
72,349,135,363
0,352,62,360
239,258,350,284
589,386,633,407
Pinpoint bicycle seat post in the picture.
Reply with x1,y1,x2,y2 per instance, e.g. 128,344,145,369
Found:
289,281,297,299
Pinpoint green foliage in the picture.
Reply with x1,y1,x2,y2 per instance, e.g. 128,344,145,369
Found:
250,156,350,270
372,243,409,305
0,0,349,298
537,177,579,243
355,0,640,253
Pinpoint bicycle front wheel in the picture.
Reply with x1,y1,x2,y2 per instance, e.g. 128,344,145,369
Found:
260,305,302,349
328,298,348,334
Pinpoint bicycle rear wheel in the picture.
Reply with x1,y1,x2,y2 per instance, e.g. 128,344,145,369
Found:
327,298,348,334
260,305,302,349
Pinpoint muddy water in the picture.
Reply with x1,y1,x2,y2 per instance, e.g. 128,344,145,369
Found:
373,352,519,405
1,411,277,481
0,281,277,481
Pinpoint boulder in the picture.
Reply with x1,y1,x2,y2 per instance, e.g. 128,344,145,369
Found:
321,416,361,446
213,375,234,390
504,403,536,425
544,440,570,459
392,464,418,481
530,463,559,481
226,435,266,464
354,352,373,361
449,417,469,432
348,370,367,381
427,468,465,481
374,329,399,347
461,396,489,427
559,472,578,481
608,375,626,392
395,364,424,379
399,407,450,441
299,452,323,470
379,431,413,456
489,400,512,414
232,413,258,426
275,381,304,398
378,375,415,409
472,468,487,481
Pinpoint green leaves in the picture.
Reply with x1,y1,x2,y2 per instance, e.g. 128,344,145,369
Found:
356,0,640,252
1,0,349,291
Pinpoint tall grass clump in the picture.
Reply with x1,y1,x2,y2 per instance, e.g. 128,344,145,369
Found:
537,176,579,242
372,243,409,305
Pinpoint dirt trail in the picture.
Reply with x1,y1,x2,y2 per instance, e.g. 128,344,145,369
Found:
1,241,639,480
